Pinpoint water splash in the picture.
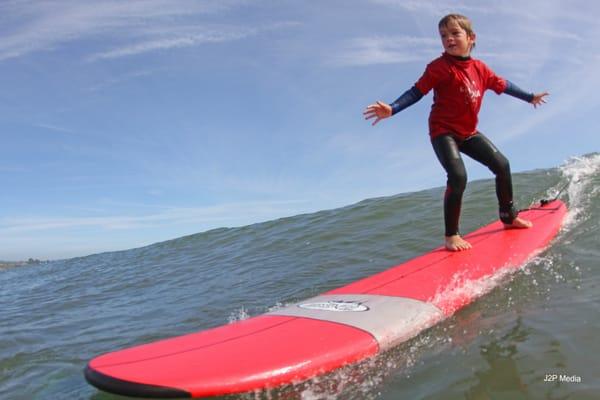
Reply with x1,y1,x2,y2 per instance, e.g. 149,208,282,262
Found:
559,153,600,228
267,302,287,313
427,266,517,316
236,325,455,400
227,306,250,323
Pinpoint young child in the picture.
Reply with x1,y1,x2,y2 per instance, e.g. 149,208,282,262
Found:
364,13,548,252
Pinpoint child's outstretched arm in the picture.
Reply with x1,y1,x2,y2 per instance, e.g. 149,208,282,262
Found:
504,80,549,108
364,86,423,126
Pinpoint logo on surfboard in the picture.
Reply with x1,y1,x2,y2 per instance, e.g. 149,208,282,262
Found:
298,300,369,312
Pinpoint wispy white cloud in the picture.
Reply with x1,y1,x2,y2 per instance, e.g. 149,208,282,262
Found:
87,32,245,62
330,35,438,66
0,165,27,173
0,0,296,62
33,123,80,135
86,69,155,91
369,0,490,15
86,22,299,62
0,200,311,234
521,27,584,42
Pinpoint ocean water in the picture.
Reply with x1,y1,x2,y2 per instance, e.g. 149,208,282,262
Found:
1,153,599,400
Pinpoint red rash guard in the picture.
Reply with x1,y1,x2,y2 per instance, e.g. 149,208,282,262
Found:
415,52,507,139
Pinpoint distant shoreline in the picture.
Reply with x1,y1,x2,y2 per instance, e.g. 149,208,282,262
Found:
0,259,44,270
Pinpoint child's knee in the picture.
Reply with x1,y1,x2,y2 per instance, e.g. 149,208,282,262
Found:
492,155,511,177
448,170,467,193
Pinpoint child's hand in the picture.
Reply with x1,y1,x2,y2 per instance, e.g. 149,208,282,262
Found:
363,101,392,126
531,92,549,108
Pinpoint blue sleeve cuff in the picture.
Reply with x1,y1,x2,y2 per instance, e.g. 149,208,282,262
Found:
390,86,423,115
504,80,534,103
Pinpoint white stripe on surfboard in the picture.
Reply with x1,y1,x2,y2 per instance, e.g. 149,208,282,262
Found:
268,294,444,350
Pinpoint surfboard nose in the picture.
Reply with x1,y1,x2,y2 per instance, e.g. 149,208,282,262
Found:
85,364,191,398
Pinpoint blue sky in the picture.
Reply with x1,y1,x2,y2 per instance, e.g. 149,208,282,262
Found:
1,0,598,260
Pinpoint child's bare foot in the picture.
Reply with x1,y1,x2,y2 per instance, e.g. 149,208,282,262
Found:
445,235,472,251
504,216,533,229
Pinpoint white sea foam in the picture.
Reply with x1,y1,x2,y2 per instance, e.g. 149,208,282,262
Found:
428,266,516,314
559,153,600,229
266,301,287,313
227,306,250,323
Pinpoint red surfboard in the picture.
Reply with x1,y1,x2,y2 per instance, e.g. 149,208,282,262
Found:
85,200,567,398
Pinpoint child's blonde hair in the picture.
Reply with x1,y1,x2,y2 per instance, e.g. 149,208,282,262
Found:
438,14,476,50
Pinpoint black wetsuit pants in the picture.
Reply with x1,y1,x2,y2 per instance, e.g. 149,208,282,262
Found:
431,132,517,237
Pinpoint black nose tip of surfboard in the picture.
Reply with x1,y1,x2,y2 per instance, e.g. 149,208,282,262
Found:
84,364,191,398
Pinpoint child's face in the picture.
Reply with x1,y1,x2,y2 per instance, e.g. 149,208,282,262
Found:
439,20,475,57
